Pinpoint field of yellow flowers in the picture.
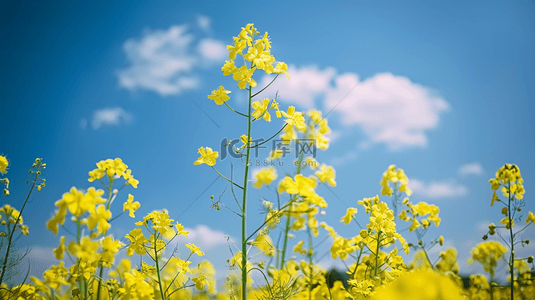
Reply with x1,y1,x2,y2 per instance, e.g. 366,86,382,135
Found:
0,24,533,300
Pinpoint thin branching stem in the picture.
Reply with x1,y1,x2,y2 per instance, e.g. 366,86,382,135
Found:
251,74,279,98
0,161,42,287
212,166,243,189
225,102,248,117
250,124,287,149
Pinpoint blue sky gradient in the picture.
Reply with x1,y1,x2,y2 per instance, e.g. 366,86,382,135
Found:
1,0,534,283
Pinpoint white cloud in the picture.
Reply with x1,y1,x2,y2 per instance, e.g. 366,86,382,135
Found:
91,107,133,130
329,151,358,166
409,179,468,199
325,130,341,144
326,73,449,150
16,246,57,283
198,39,226,62
459,162,484,177
117,18,226,97
182,224,230,250
258,65,335,108
259,67,449,151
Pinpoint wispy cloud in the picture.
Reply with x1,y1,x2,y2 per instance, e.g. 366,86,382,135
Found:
259,67,449,151
117,17,226,97
459,162,484,177
326,73,449,150
409,179,468,199
330,151,358,166
89,107,133,130
196,14,212,32
198,39,227,63
258,65,335,108
182,224,230,250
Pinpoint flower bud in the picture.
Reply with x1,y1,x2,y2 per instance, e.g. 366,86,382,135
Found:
488,223,496,235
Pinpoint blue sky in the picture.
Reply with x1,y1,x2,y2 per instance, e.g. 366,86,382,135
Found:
1,0,534,284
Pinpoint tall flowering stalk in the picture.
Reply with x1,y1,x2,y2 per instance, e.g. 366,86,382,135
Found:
42,158,139,299
483,164,533,300
381,165,445,272
0,157,45,289
195,23,289,300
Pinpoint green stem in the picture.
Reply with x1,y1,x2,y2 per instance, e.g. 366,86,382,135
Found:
422,246,435,270
306,219,314,300
96,178,114,300
211,167,243,189
374,232,381,277
154,234,166,300
508,183,514,300
250,124,287,149
0,167,39,286
241,86,253,300
490,274,494,300
280,150,305,268
351,248,364,279
280,209,292,268
74,217,87,299
251,74,279,98
246,199,295,243
224,102,248,117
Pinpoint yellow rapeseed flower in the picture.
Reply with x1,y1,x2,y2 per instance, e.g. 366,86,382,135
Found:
252,98,271,121
526,211,535,223
340,207,358,225
125,228,148,256
372,270,464,300
53,236,66,260
186,243,205,257
208,86,231,105
123,194,140,218
274,62,289,79
315,164,336,187
468,241,507,277
232,65,257,89
281,106,306,132
87,204,112,234
0,155,9,174
253,167,277,188
193,147,219,166
222,59,238,75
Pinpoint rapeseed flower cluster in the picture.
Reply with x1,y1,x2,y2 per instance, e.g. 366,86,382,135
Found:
20,158,217,300
88,157,139,188
0,204,29,236
468,241,508,277
2,155,535,300
0,155,9,196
